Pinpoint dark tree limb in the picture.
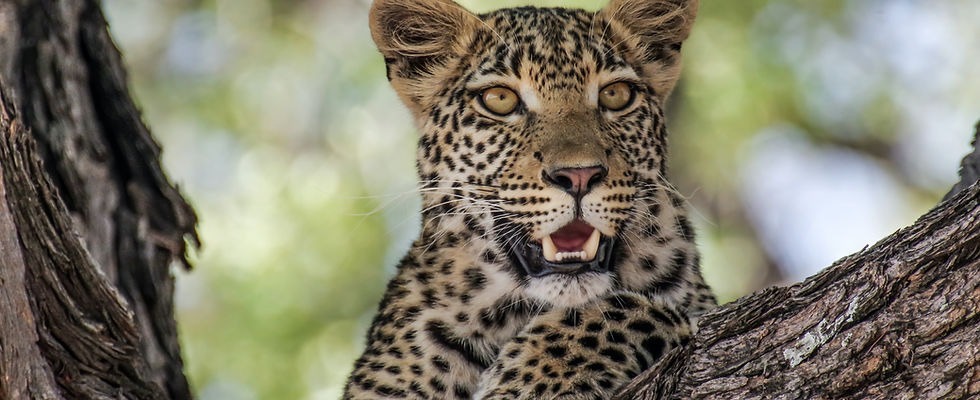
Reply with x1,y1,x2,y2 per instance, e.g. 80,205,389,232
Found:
616,122,980,399
0,0,197,398
0,96,163,399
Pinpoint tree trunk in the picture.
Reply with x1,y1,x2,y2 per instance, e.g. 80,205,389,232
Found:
616,121,980,399
0,0,197,399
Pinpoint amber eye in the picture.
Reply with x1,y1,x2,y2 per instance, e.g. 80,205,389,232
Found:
598,81,635,111
480,86,520,116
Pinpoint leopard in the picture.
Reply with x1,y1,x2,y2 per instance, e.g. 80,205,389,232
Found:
344,0,715,398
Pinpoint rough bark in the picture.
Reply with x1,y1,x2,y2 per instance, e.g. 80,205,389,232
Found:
0,0,197,399
616,121,980,399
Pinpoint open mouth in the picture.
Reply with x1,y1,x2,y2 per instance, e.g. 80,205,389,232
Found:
510,219,616,278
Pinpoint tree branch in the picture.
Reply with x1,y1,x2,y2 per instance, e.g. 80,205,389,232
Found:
0,91,165,399
0,0,197,398
616,121,980,399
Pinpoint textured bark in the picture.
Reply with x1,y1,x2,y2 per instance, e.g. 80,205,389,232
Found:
0,0,197,399
616,121,980,399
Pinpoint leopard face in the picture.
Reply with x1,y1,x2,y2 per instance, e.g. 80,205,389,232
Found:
371,0,698,308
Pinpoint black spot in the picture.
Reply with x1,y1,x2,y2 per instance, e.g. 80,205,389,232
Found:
407,381,426,397
431,355,450,372
424,320,491,369
603,310,627,321
421,288,439,307
463,268,487,290
606,294,640,310
606,330,627,344
481,250,497,263
375,384,407,398
676,215,695,241
429,376,446,393
648,250,687,293
599,347,627,363
639,257,657,271
626,319,655,333
641,336,667,360
643,221,662,237
670,192,685,208
534,383,548,395
454,385,471,399
568,355,587,367
501,368,519,383
561,310,582,327
545,345,568,358
528,325,549,335
577,336,599,349
415,271,433,284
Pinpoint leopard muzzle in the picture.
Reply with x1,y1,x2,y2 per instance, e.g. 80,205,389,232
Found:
510,219,617,277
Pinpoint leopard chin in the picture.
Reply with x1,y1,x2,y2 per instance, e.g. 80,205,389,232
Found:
523,272,614,308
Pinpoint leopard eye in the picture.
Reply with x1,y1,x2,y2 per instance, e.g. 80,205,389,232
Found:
598,81,634,111
480,86,520,116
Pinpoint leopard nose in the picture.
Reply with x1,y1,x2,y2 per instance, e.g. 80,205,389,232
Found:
544,166,607,198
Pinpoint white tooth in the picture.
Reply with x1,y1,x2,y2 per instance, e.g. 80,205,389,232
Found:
542,235,558,262
583,229,601,261
553,251,586,262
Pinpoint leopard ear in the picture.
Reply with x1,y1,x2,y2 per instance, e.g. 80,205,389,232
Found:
599,0,699,99
369,0,480,112
600,0,699,51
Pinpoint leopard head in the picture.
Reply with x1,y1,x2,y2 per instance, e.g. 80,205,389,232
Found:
370,0,700,307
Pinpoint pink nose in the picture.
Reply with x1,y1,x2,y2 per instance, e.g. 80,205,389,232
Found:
544,166,607,198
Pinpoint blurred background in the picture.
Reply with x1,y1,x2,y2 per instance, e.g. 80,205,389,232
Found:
101,0,979,398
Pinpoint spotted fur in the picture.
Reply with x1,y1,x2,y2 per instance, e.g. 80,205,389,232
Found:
345,0,715,398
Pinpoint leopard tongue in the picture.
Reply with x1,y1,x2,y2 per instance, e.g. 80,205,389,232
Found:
541,222,601,263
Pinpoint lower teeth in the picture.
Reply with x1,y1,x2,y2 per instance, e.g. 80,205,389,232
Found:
555,251,586,262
